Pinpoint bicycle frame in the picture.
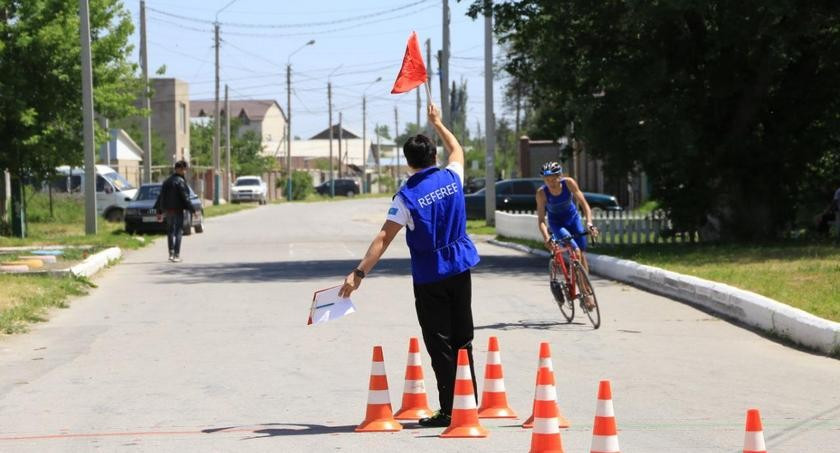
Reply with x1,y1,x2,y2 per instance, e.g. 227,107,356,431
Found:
551,241,581,300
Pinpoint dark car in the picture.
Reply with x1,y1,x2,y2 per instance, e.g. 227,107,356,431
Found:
124,183,204,235
316,179,361,197
464,178,622,219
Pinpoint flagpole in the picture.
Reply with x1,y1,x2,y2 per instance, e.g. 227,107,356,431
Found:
424,82,432,105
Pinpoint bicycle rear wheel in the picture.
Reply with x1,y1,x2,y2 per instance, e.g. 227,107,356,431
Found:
550,259,574,323
572,262,600,329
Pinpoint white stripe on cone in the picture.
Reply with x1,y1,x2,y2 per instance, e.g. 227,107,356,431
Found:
539,358,553,369
456,365,472,380
482,378,505,392
533,418,561,434
590,434,620,452
595,399,615,417
402,379,426,394
536,385,557,401
407,353,421,366
453,394,477,410
371,361,386,375
486,351,501,364
367,389,391,405
743,431,767,451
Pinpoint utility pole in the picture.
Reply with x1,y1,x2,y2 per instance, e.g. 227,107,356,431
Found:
441,0,451,128
328,82,334,197
80,0,96,235
139,0,152,184
484,0,496,226
425,38,433,137
286,64,292,200
225,84,231,202
514,82,521,178
375,125,381,193
394,106,400,184
338,112,343,178
416,85,421,134
99,116,110,166
362,96,367,194
213,22,221,206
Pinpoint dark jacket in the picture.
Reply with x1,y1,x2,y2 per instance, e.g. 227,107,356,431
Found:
154,173,195,214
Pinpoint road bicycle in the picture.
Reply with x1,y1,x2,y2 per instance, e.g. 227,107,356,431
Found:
548,230,601,329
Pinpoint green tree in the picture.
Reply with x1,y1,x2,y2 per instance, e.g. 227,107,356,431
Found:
190,118,274,176
471,0,840,241
0,0,140,236
374,125,391,140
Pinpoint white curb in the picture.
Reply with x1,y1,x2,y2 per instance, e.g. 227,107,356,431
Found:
70,247,122,278
489,239,840,356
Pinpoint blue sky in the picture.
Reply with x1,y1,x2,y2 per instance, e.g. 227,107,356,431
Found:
124,0,508,140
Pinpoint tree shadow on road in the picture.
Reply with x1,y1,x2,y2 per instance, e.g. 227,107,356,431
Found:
202,423,357,439
163,254,550,284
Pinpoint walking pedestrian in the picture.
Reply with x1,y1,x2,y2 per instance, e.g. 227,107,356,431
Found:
339,103,480,428
154,160,195,262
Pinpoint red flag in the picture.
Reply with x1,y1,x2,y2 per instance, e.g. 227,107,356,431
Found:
391,31,428,94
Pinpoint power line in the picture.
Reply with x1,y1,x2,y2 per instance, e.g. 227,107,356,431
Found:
146,0,431,29
216,4,440,39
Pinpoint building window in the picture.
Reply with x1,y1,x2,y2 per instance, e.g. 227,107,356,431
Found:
179,103,187,134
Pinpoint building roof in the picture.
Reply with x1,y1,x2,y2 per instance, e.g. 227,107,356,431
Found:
190,99,286,122
102,129,143,161
310,124,360,140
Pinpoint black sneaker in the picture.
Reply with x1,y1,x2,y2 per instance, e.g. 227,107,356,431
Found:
418,411,451,427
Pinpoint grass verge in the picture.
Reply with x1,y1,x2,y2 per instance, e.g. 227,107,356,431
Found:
467,220,496,236
273,193,392,204
497,235,840,322
203,202,257,218
0,274,91,334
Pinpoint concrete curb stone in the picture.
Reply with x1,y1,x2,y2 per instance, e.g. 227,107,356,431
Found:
70,247,122,278
487,238,840,356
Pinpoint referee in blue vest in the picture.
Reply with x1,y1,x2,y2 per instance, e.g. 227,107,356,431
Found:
339,102,480,428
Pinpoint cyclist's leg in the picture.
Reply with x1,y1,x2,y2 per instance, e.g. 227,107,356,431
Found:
564,218,588,272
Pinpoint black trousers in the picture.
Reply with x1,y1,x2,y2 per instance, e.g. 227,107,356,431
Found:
413,270,478,415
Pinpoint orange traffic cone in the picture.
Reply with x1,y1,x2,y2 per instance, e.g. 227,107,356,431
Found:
441,348,488,438
743,409,767,453
529,367,566,453
394,337,433,420
523,342,571,429
478,336,516,418
356,346,402,432
590,380,619,453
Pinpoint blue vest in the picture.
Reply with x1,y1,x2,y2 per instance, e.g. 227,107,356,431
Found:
396,166,480,285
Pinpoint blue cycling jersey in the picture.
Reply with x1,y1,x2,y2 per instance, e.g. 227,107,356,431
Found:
542,180,587,250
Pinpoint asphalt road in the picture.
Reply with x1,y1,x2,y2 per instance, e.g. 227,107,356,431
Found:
0,198,837,452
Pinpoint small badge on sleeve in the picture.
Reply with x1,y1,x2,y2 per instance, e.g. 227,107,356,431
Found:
388,207,399,216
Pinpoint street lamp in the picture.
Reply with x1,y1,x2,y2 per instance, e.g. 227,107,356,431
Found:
361,76,382,194
286,39,315,201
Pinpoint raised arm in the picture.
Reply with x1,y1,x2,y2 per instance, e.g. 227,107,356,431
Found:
428,103,463,167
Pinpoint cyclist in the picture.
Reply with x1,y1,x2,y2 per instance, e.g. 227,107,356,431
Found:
535,161,599,276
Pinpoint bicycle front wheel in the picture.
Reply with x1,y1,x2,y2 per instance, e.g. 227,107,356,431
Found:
550,259,574,323
572,262,600,329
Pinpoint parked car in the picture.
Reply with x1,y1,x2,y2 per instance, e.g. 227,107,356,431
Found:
124,183,204,235
316,179,361,197
231,176,267,204
464,178,622,219
53,165,138,222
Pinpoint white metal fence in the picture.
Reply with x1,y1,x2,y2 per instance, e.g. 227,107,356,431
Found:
495,210,700,246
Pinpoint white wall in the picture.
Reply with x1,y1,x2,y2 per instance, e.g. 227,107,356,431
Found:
496,211,543,241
